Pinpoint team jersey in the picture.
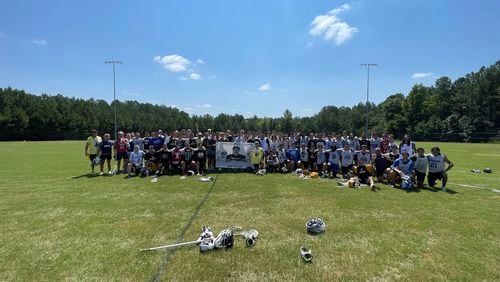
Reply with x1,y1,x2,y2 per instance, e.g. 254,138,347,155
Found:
380,140,390,154
324,139,332,150
86,136,102,155
413,155,429,173
428,154,446,173
374,155,390,172
259,138,269,152
145,151,160,163
189,139,197,148
299,148,310,162
370,137,381,151
340,149,355,167
171,149,183,164
194,148,207,162
266,154,278,165
205,138,216,155
356,151,372,166
159,149,171,164
287,148,300,162
400,142,416,156
277,149,287,164
129,151,144,166
115,138,129,153
99,140,113,155
250,148,264,164
328,149,341,165
168,138,178,149
143,137,151,148
359,139,371,150
392,159,414,175
131,138,144,151
315,150,327,164
149,137,165,151
183,148,195,162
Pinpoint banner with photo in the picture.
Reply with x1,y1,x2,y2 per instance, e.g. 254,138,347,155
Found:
215,142,255,169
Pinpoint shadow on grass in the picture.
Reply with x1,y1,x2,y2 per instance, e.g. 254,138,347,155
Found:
71,173,101,179
420,186,459,194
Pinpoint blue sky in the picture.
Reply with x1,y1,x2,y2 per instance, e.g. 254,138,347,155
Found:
0,0,499,118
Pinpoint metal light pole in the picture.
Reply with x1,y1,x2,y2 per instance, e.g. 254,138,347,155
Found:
361,63,377,139
105,60,122,141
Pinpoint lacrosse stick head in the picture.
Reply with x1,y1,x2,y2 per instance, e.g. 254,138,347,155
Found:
244,229,259,247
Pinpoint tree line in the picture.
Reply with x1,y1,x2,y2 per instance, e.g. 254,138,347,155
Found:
1,61,498,141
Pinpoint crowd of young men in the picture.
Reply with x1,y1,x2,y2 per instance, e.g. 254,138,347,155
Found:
85,129,454,190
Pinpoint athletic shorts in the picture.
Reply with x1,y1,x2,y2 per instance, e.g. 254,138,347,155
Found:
116,152,128,160
89,154,97,161
101,154,112,161
415,170,426,183
328,163,339,173
341,165,353,175
428,171,444,186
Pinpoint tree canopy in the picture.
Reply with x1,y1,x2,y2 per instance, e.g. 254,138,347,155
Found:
1,61,498,141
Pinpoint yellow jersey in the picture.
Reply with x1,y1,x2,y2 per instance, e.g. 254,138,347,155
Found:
250,148,264,164
86,136,102,155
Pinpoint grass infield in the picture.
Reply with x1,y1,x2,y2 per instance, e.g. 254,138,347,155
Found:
0,141,499,281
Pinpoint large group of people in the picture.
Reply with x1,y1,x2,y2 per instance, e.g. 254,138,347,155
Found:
85,128,454,191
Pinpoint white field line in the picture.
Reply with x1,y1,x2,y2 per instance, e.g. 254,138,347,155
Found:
449,182,500,193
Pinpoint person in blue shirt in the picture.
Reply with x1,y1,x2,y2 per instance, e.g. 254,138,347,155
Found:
97,133,114,175
389,151,414,188
287,146,300,170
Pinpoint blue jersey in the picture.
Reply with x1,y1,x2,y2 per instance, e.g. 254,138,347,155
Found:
392,159,414,175
287,148,300,162
150,137,164,151
99,140,113,155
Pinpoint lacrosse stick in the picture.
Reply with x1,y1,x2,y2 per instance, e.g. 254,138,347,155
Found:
234,229,259,247
140,226,215,252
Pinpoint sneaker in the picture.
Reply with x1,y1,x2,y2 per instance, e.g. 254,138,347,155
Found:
180,176,187,180
108,171,113,175
370,184,376,191
441,186,446,192
99,172,104,176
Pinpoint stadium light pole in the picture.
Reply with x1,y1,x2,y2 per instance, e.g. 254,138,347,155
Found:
105,60,122,141
361,63,377,139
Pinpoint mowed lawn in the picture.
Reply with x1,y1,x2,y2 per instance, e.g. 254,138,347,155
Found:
0,141,499,281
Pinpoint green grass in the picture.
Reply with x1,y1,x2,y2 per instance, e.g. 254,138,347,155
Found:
0,141,499,281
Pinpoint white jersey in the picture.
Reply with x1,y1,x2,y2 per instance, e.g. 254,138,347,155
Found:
400,142,415,156
428,154,445,173
269,141,278,151
340,149,354,167
277,149,287,164
356,151,372,166
328,149,340,165
316,150,326,164
299,148,309,162
129,151,144,166
414,155,429,173
324,139,332,150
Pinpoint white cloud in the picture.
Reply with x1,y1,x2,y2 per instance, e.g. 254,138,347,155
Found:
197,59,205,64
411,72,433,80
189,73,202,80
310,3,358,45
32,39,47,46
0,31,6,39
154,54,190,72
258,83,271,92
196,104,212,108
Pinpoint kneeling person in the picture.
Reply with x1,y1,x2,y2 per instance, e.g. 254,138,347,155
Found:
428,147,454,191
127,145,144,177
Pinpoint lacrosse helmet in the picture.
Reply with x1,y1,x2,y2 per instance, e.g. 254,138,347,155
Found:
484,168,492,173
310,172,318,178
199,240,214,252
306,218,326,235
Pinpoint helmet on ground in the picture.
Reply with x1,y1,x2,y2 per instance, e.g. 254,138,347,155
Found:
306,218,325,235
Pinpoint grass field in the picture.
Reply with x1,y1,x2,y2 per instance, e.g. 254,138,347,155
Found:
0,141,499,281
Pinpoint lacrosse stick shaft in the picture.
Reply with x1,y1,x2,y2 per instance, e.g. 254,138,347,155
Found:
140,239,203,251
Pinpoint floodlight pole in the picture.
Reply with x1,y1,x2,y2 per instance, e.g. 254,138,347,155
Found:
105,60,122,141
361,63,377,139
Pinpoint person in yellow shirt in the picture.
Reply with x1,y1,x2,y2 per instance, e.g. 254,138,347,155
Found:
249,141,264,172
85,129,102,174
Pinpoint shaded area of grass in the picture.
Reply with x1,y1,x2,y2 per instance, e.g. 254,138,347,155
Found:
0,141,499,281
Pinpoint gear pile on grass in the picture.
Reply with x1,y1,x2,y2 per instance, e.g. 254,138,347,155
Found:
141,226,259,253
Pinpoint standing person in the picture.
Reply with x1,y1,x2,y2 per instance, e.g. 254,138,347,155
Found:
158,143,171,176
298,143,311,171
131,132,144,152
85,129,102,174
114,131,129,173
400,134,416,157
194,143,207,175
370,132,381,153
428,147,454,191
380,133,390,154
340,144,355,178
276,143,288,172
127,145,144,178
182,142,196,175
287,143,301,171
314,143,327,174
170,142,185,176
249,141,264,172
358,134,371,151
327,146,341,178
149,131,164,151
97,133,113,175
